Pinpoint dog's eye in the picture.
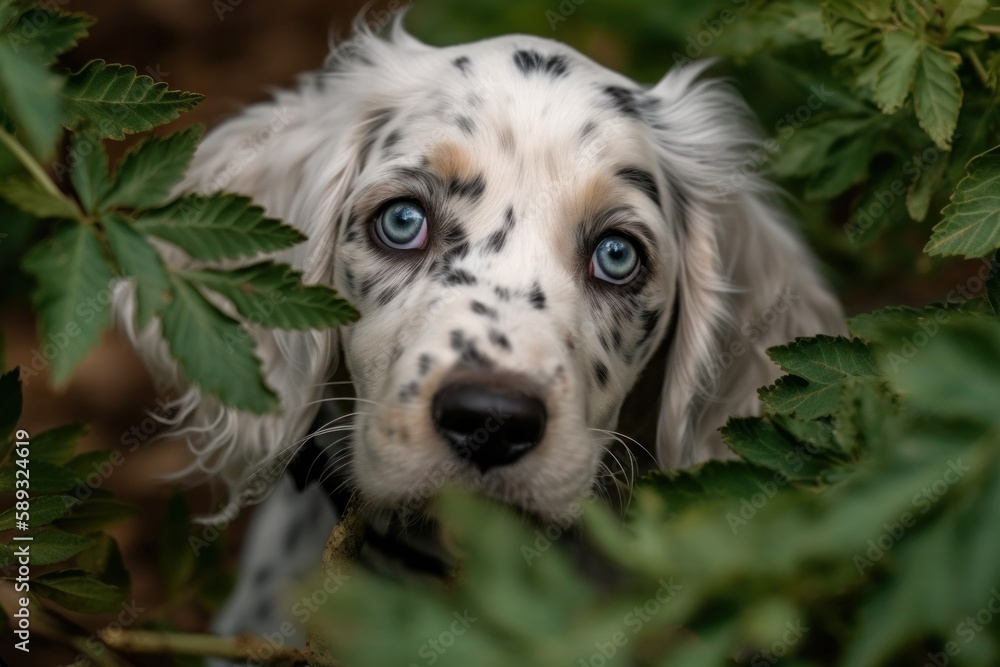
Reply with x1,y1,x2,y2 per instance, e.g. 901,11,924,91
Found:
376,200,428,249
590,235,640,284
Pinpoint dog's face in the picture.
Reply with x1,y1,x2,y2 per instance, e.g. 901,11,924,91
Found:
333,41,679,519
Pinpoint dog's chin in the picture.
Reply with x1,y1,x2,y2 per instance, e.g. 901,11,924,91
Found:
352,455,591,527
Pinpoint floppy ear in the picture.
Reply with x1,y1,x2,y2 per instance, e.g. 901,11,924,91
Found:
112,24,423,518
645,64,845,469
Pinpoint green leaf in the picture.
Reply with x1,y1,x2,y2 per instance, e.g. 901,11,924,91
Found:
770,115,874,179
767,335,879,384
77,534,130,590
0,367,21,441
0,495,78,530
30,423,86,465
721,417,832,480
925,148,1000,258
758,374,841,419
135,193,306,261
940,0,990,31
987,257,1000,315
159,490,196,599
69,130,111,214
639,460,784,518
22,223,115,385
0,528,93,567
0,41,63,159
803,129,876,200
906,150,949,222
913,46,962,151
101,125,202,210
54,499,138,534
61,60,203,140
182,262,358,330
871,30,922,114
160,275,277,413
102,213,171,329
33,569,124,613
10,9,94,63
0,175,80,218
0,460,78,493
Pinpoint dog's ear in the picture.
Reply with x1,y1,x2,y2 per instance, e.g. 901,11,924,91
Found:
113,51,385,518
644,64,845,469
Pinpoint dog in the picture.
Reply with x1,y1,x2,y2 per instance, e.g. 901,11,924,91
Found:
115,17,843,648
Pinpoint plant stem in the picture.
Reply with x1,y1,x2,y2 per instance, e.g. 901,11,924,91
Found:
0,127,63,199
966,48,991,87
97,629,341,667
976,24,1000,35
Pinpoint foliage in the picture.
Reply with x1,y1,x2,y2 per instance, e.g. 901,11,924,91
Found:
0,0,357,410
2,1,1000,667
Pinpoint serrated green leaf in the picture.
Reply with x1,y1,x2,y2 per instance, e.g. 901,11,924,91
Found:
803,130,876,200
721,417,832,480
22,223,115,385
160,275,277,413
638,460,783,518
1,528,93,566
770,115,873,179
182,262,358,330
0,41,63,159
871,30,922,114
33,569,124,613
758,374,841,419
0,174,81,218
61,60,203,140
101,125,201,210
159,490,195,598
0,460,78,493
10,9,94,63
102,213,170,329
0,495,77,530
135,193,306,261
848,305,956,341
925,148,1000,258
0,367,21,441
767,336,879,383
913,46,962,151
69,130,111,214
30,423,86,465
54,498,138,534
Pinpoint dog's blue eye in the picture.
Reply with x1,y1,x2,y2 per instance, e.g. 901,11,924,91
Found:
591,235,640,284
376,200,428,249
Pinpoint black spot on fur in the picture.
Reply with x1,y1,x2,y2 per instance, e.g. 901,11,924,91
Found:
450,330,493,368
528,282,546,310
418,354,433,376
253,567,273,586
638,308,662,346
579,120,598,139
441,267,477,286
494,286,512,301
398,381,419,403
602,85,640,118
616,166,661,207
455,115,476,136
471,301,497,319
594,361,610,388
512,49,569,78
489,329,512,351
448,175,486,201
484,206,516,253
440,240,470,263
453,56,471,74
376,285,401,307
383,129,402,151
344,228,360,244
359,276,377,299
343,268,356,293
611,328,623,351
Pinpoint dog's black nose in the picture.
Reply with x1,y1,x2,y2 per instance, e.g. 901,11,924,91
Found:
432,378,546,472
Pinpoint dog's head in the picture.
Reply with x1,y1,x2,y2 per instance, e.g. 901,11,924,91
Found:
117,22,843,521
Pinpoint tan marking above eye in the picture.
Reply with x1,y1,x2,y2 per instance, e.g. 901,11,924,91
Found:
426,141,481,183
